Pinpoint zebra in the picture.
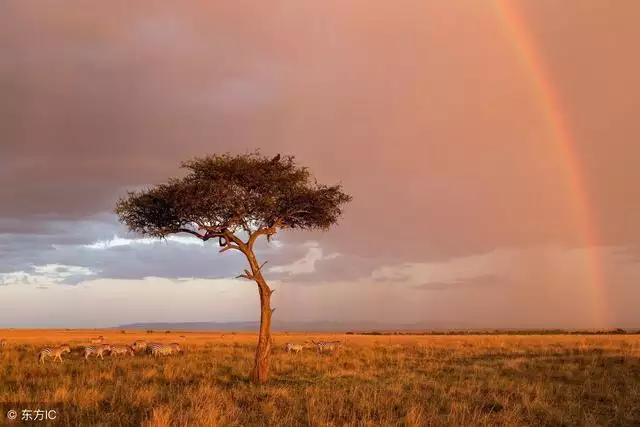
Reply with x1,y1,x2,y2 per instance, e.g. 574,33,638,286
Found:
169,343,183,353
84,344,112,360
284,343,304,354
89,336,105,344
37,345,71,363
132,340,149,352
312,340,342,353
110,344,134,357
147,343,180,356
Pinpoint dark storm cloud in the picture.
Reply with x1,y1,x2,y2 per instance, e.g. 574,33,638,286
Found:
0,215,123,274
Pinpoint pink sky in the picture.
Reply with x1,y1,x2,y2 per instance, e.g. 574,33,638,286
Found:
1,1,639,328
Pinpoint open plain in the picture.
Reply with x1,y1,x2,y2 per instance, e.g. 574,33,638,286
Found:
0,330,639,426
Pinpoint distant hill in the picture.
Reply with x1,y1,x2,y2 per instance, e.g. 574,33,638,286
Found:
113,321,406,332
112,320,481,332
112,321,640,335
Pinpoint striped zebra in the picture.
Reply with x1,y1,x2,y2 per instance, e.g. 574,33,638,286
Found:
37,345,71,363
312,340,342,353
110,344,134,357
147,343,180,356
84,344,112,360
284,343,304,354
89,336,105,344
132,340,149,352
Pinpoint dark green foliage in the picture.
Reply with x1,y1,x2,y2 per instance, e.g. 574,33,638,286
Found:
115,152,352,241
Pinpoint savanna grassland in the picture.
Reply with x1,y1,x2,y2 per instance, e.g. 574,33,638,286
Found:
1,330,639,426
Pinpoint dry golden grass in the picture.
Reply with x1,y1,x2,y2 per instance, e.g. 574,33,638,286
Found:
0,330,639,426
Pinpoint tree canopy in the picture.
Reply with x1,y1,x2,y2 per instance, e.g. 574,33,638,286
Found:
115,152,352,247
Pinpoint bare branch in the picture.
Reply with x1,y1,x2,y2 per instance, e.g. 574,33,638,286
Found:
235,269,255,281
222,230,247,251
219,243,241,253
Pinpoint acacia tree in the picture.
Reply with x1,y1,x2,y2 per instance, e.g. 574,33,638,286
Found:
115,152,352,383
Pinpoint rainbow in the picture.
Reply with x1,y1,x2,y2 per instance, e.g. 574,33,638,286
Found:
493,0,608,328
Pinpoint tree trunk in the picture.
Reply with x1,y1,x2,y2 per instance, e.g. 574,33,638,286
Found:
247,251,273,384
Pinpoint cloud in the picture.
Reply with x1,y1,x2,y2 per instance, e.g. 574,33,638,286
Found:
268,241,341,277
0,264,96,286
0,225,314,285
0,272,33,286
85,234,204,249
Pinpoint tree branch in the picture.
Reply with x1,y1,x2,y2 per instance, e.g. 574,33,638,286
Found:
193,223,247,253
248,227,274,249
235,269,255,281
246,211,308,248
222,230,245,248
198,224,226,234
199,212,246,234
247,219,283,249
178,228,211,241
219,243,241,253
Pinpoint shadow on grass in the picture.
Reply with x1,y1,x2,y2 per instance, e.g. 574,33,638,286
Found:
448,351,640,385
447,347,625,363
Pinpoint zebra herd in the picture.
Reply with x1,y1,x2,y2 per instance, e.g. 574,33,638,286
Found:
0,336,345,363
284,340,344,354
34,339,183,363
